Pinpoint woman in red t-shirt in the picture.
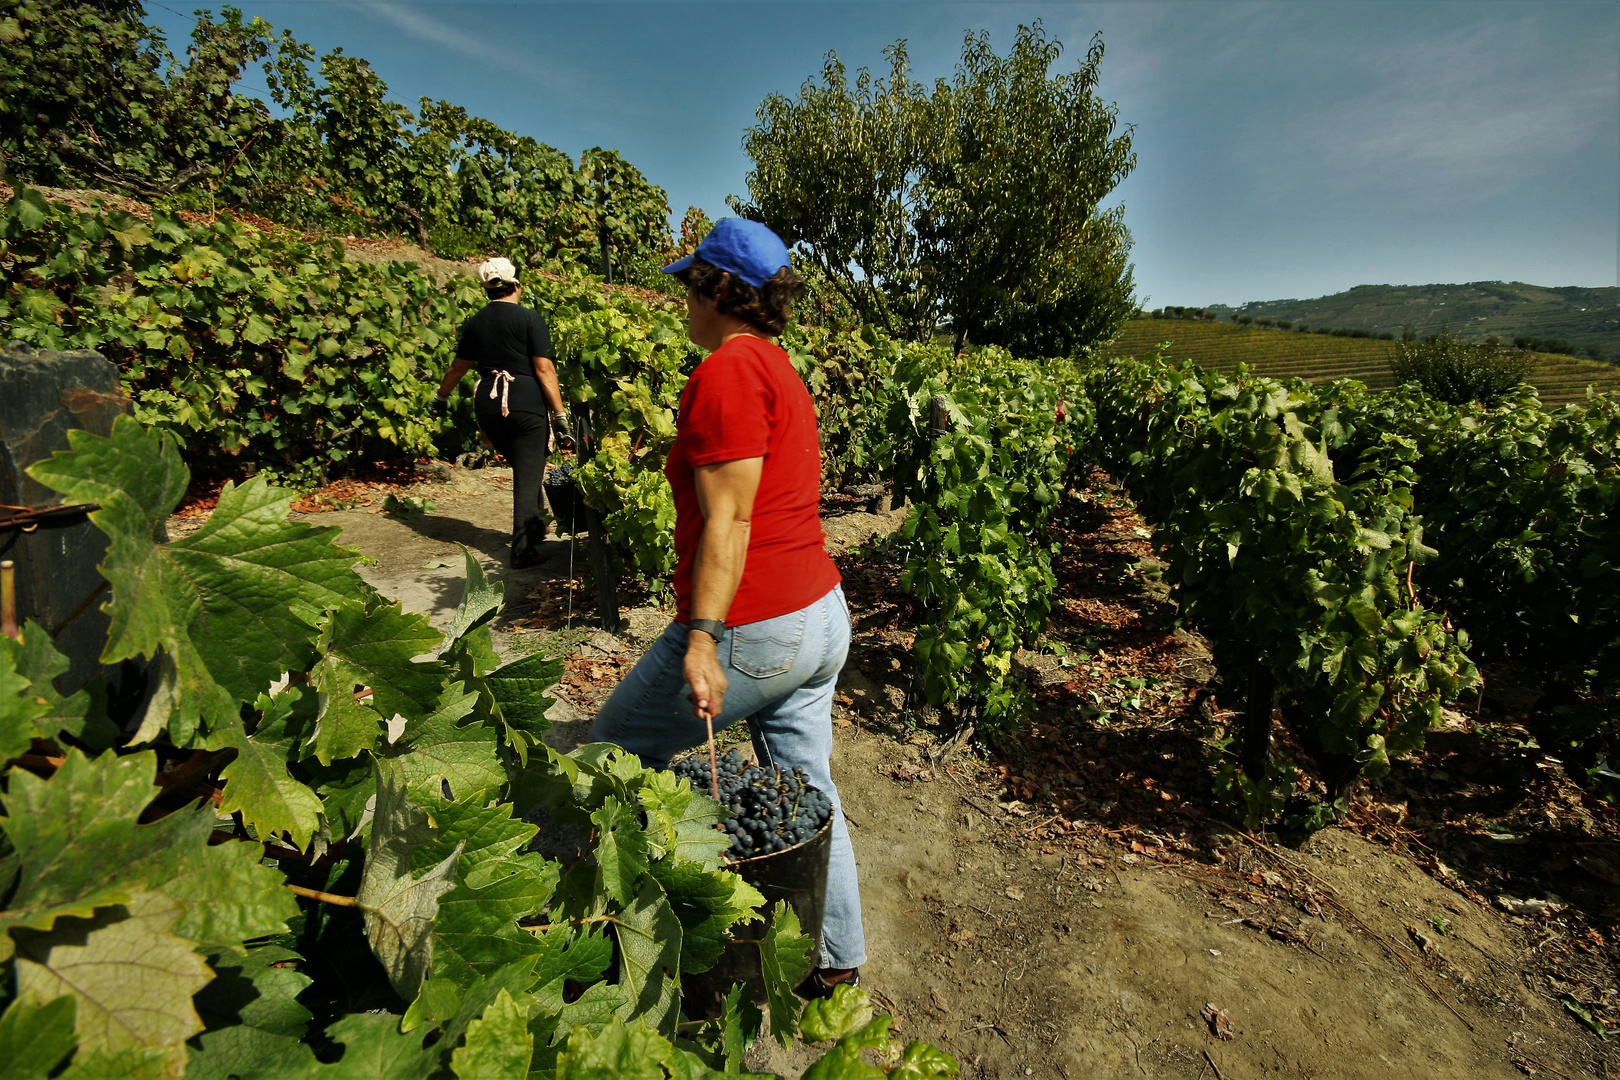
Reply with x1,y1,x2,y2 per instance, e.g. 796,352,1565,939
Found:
590,218,865,996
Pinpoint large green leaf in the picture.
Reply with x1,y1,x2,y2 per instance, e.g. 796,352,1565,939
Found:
0,993,78,1080
12,891,212,1075
27,417,371,738
0,632,50,761
481,652,560,763
718,984,762,1075
320,1013,438,1080
552,1017,668,1080
309,599,447,764
0,749,292,960
646,858,762,974
441,544,503,658
10,620,115,751
384,683,504,802
636,771,730,870
591,797,650,906
758,902,814,1047
612,880,682,1035
209,718,324,851
450,988,532,1080
798,984,872,1043
356,763,462,999
411,793,558,985
187,946,320,1080
57,1046,173,1080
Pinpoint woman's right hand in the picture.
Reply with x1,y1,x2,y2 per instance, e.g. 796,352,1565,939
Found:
684,633,728,723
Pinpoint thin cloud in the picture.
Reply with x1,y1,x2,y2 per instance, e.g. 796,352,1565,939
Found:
1251,11,1617,204
362,3,575,96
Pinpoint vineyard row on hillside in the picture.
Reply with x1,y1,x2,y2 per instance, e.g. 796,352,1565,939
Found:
1110,318,1620,407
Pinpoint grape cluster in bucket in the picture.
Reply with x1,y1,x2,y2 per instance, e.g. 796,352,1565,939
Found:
674,748,833,860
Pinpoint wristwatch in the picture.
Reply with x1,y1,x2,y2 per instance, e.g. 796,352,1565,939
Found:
689,618,726,643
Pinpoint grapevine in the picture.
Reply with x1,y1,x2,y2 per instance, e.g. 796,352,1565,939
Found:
0,416,958,1079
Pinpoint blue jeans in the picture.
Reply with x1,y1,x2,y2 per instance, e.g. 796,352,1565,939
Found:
590,585,866,970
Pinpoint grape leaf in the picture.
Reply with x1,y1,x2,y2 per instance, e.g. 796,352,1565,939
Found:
384,684,504,802
0,631,50,761
12,891,212,1074
646,858,763,974
481,652,560,763
888,1041,960,1079
718,983,762,1074
188,946,321,1080
612,880,682,1035
414,794,559,985
552,1016,668,1080
209,717,324,851
636,772,730,870
450,988,532,1080
321,1013,438,1080
532,926,615,990
800,1044,884,1080
592,797,650,906
27,417,371,737
309,599,446,764
0,749,292,960
11,620,116,752
409,791,540,877
441,544,503,658
427,958,541,1050
0,993,78,1080
799,984,872,1043
758,902,814,1047
56,1046,173,1080
301,753,376,842
357,762,463,999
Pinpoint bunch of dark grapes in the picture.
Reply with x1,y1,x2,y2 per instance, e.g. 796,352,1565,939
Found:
673,748,834,860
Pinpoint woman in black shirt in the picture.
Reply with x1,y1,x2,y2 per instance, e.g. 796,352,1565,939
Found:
431,257,571,568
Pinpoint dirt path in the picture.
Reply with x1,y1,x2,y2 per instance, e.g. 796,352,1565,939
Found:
221,462,1616,1079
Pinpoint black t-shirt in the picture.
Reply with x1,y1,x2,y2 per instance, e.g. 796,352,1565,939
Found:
456,301,553,416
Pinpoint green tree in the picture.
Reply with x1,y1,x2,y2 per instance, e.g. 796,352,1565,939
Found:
734,23,1136,356
1389,328,1536,406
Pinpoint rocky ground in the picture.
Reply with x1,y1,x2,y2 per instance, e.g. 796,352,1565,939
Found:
172,459,1620,1079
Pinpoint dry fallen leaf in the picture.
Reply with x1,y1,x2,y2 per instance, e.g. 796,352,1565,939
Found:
1201,1003,1234,1041
930,989,951,1013
1005,886,1025,901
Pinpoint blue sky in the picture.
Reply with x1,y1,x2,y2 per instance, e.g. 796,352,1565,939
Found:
141,1,1619,308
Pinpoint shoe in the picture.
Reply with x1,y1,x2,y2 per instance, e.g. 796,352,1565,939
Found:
510,550,543,570
796,967,860,1000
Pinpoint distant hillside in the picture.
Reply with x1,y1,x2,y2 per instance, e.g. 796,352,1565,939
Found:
1106,318,1620,408
1203,282,1619,362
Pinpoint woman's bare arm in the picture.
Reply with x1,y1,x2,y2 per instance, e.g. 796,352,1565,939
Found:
684,456,764,721
435,356,472,398
532,355,565,414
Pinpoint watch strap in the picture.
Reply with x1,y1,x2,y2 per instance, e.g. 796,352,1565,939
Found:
689,618,726,642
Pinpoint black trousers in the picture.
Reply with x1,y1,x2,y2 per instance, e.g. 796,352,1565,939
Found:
477,409,548,565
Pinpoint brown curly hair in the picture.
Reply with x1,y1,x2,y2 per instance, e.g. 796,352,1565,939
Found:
679,257,805,337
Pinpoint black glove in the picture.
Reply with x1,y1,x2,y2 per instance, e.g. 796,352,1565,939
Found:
550,411,576,451
428,394,450,419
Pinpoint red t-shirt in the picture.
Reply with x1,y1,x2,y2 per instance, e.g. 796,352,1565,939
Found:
666,335,841,625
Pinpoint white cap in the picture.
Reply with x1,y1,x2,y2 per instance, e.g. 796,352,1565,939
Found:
478,257,518,285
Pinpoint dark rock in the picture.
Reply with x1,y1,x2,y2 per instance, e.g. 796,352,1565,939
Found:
0,346,129,690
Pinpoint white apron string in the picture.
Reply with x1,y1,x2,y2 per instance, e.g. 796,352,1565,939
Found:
487,370,514,417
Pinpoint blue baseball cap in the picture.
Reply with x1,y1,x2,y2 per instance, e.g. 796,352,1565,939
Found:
662,217,791,288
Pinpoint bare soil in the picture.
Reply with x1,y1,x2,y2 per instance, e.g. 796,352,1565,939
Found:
187,462,1619,1080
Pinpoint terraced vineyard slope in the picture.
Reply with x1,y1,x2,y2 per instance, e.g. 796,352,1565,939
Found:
1107,318,1620,407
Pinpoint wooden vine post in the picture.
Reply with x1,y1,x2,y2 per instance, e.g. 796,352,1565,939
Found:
1241,653,1277,791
